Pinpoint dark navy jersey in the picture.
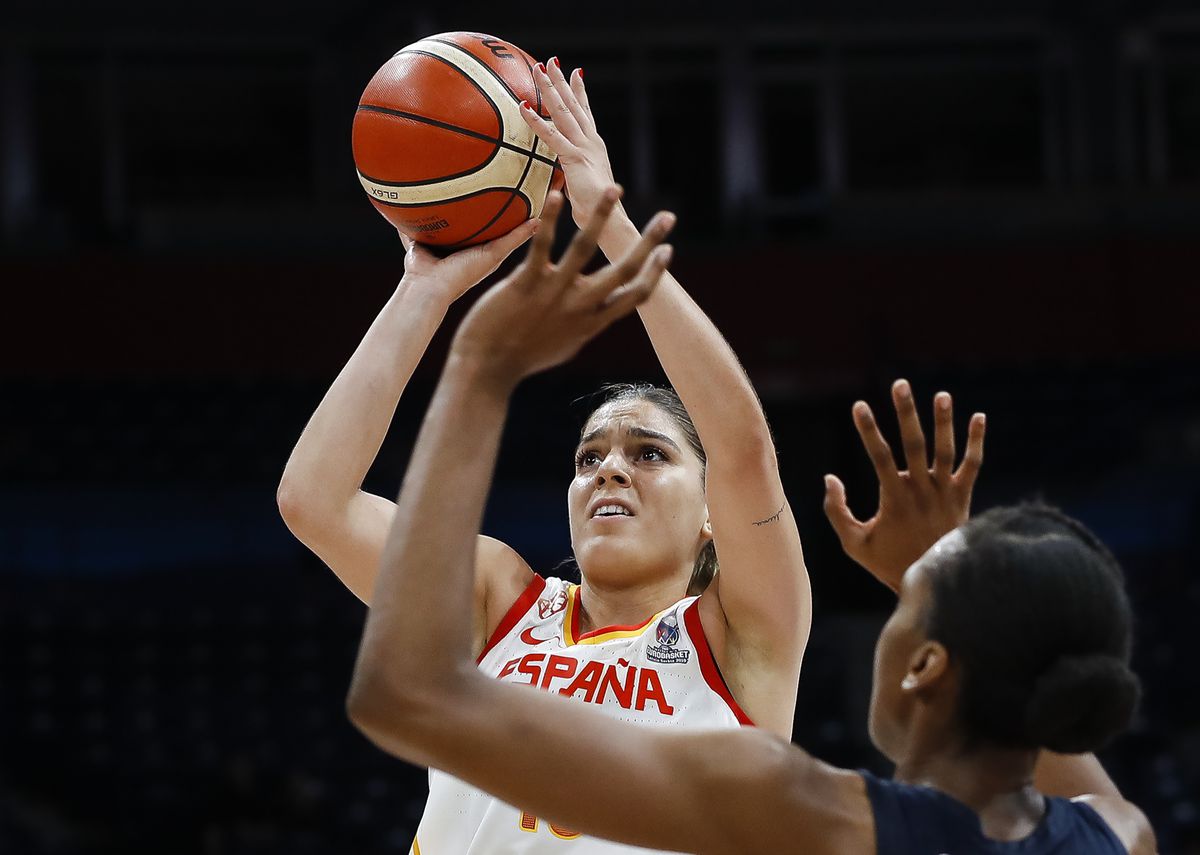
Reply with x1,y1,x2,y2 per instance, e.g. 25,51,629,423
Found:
862,771,1127,855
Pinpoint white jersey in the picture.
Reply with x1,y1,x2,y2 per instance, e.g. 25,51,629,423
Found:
411,574,753,855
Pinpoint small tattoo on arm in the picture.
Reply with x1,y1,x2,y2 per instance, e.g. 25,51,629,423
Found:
752,504,785,527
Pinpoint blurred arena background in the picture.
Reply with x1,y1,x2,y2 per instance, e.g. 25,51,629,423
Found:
3,0,1200,852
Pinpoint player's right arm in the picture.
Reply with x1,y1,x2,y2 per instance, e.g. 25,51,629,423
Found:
277,223,538,612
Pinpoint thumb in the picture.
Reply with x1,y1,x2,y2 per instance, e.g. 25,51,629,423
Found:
823,474,865,546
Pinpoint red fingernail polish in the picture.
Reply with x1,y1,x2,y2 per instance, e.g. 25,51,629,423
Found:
535,62,546,74
578,67,585,81
550,56,561,69
519,100,530,110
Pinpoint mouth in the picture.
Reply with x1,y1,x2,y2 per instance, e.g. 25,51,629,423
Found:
589,499,635,519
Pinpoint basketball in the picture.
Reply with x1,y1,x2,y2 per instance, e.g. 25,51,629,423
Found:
352,32,565,248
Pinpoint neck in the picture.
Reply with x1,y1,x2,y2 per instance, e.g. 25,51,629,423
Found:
896,738,1045,841
576,573,689,633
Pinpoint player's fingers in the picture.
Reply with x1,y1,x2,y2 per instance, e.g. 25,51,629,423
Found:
823,474,867,548
570,68,594,124
931,391,955,479
533,61,585,142
518,191,563,288
892,379,932,486
475,218,540,267
555,185,621,281
953,412,987,492
397,230,414,253
520,100,576,160
853,401,904,490
578,211,675,305
595,245,672,325
546,57,594,137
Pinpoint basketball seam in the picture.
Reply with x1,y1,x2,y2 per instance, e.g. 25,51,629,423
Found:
449,142,537,247
445,191,533,250
425,38,528,109
355,107,503,186
354,105,556,186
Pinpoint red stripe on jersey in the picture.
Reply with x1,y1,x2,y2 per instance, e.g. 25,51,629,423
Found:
683,600,755,726
569,585,660,642
476,574,548,664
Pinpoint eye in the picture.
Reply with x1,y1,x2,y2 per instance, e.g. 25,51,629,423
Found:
639,445,667,462
575,449,601,468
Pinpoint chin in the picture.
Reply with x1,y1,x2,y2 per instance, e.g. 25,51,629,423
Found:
577,538,666,585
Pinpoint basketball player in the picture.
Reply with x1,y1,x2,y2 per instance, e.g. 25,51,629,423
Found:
346,190,1156,854
281,143,889,849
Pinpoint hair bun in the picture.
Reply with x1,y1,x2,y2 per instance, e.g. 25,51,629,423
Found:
1023,654,1140,754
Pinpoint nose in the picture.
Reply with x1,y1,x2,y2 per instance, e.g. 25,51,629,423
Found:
595,451,631,487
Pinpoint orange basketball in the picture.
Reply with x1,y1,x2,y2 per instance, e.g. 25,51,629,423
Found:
352,32,565,248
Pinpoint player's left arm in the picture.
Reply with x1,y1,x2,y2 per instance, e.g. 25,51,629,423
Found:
523,61,809,735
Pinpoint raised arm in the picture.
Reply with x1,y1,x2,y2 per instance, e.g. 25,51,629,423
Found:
276,225,536,606
822,379,986,593
346,191,873,855
521,61,808,735
826,383,1156,853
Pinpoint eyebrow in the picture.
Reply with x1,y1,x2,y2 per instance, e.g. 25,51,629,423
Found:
577,426,683,454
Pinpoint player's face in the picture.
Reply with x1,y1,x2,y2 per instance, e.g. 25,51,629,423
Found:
867,530,961,762
567,399,710,589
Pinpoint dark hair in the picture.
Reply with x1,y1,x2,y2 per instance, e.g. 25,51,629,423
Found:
925,504,1141,754
587,383,717,595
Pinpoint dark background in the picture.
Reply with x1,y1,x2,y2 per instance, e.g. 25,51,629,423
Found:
3,1,1199,852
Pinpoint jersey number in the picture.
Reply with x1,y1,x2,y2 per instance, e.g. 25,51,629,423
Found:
520,811,582,840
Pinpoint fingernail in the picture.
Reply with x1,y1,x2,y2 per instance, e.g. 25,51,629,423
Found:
659,245,674,264
978,413,987,427
519,99,530,110
578,67,585,81
853,401,870,417
936,393,950,410
550,56,561,70
662,212,677,230
535,62,546,74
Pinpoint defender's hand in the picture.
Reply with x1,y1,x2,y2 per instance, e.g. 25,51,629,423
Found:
450,187,675,388
823,380,986,592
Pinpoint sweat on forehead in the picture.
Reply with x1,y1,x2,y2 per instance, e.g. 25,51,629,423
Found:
582,399,674,435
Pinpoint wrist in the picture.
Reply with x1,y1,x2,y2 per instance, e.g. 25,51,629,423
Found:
398,273,460,311
443,348,522,401
596,208,641,258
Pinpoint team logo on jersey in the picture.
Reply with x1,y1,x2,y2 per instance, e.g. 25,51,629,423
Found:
538,591,568,619
647,611,690,664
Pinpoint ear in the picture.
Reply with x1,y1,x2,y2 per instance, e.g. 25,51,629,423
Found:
701,505,713,540
900,641,950,694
